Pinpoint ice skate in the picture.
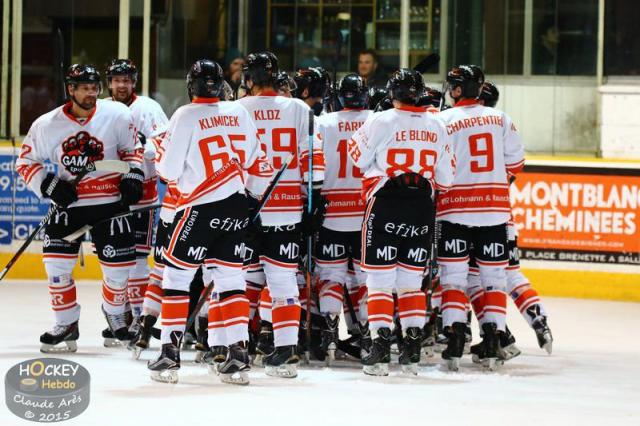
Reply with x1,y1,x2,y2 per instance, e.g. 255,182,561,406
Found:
204,345,228,374
134,315,157,359
102,306,133,346
359,322,373,360
102,328,120,347
533,317,553,354
500,326,521,361
361,327,391,376
40,322,79,353
194,315,209,363
253,321,274,366
321,314,339,366
264,345,299,378
442,322,466,372
399,327,422,375
181,331,196,350
480,322,502,372
421,320,436,361
148,332,181,384
218,342,251,385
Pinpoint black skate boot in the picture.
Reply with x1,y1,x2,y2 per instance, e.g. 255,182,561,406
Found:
102,328,119,347
102,306,134,346
500,326,521,361
361,327,391,376
254,321,274,366
479,322,502,371
134,315,158,358
533,316,553,354
441,322,466,371
203,345,229,374
40,322,79,353
434,309,447,352
218,342,251,385
181,331,196,350
264,345,299,378
359,321,373,360
148,331,181,383
336,332,362,360
321,314,340,365
194,315,209,363
399,327,422,375
464,311,473,353
421,318,436,359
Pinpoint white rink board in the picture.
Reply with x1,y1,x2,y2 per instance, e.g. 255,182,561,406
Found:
0,280,639,426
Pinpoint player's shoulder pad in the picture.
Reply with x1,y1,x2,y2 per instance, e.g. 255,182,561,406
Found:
291,97,311,111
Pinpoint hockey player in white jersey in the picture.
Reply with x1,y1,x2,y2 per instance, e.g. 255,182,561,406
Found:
348,69,456,375
147,59,273,385
238,51,325,378
292,67,331,116
314,73,371,361
15,64,144,352
436,66,525,371
104,58,169,345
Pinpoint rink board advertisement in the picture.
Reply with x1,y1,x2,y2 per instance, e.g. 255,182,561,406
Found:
0,147,52,245
511,162,640,265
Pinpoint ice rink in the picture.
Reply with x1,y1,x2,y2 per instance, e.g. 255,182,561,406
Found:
1,279,638,426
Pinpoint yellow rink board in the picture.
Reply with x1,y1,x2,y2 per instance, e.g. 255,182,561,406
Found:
2,252,638,302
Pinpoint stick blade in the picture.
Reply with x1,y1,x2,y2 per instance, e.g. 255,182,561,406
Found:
413,53,441,74
93,160,130,174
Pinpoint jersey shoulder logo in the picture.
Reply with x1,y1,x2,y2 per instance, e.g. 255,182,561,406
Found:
60,131,105,175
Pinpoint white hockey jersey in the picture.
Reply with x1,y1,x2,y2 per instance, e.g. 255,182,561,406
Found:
348,105,456,201
156,97,273,211
16,99,141,207
436,99,525,226
237,91,325,226
316,108,372,232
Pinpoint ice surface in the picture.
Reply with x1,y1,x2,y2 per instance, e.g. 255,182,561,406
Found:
1,280,639,426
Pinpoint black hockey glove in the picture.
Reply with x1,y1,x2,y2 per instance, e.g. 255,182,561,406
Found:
246,195,263,241
40,173,78,208
301,189,328,238
119,167,144,206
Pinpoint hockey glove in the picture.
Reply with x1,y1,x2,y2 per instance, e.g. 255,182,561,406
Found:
40,173,78,208
301,189,328,238
119,167,145,206
246,195,263,242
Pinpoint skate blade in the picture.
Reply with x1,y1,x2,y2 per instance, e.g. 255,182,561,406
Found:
150,369,179,384
482,358,500,372
265,364,297,378
194,351,206,364
206,363,223,376
40,340,77,354
325,349,336,367
252,354,264,367
503,344,522,361
301,351,310,365
400,363,418,375
420,346,434,362
446,358,460,372
362,363,389,376
220,371,250,386
471,353,482,364
543,339,553,355
463,342,471,354
103,338,121,348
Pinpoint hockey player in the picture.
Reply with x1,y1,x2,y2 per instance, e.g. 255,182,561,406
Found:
147,59,273,385
105,58,169,344
238,51,325,378
477,81,553,354
292,67,330,116
16,64,144,352
314,73,371,362
275,71,296,98
436,65,525,371
348,69,456,376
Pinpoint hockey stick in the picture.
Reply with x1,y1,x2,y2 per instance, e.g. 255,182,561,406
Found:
413,53,440,74
0,160,130,281
179,153,295,345
305,110,314,356
62,203,160,242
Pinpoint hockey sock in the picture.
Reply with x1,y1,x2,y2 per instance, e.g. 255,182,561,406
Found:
47,274,80,325
441,288,468,328
483,290,507,332
259,287,273,323
208,292,226,347
318,280,344,315
397,289,427,330
510,282,546,327
246,280,264,321
219,290,250,345
272,297,301,347
160,290,189,345
367,289,394,334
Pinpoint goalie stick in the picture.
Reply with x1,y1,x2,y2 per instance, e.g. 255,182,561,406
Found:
0,160,130,281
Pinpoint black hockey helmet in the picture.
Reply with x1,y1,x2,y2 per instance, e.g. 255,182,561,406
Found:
367,86,388,110
374,96,394,112
65,64,102,92
106,59,138,84
243,51,279,87
292,67,329,99
479,81,499,107
446,65,485,99
187,59,225,99
386,68,424,104
416,86,442,108
275,71,296,94
338,73,368,109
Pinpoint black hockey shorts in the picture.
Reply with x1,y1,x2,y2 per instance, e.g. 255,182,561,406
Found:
361,194,435,274
43,202,135,267
163,192,249,270
152,219,171,266
131,209,156,257
316,227,361,268
258,224,301,270
437,221,509,268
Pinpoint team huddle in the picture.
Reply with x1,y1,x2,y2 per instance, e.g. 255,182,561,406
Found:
16,51,553,385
